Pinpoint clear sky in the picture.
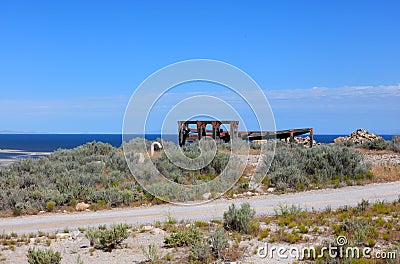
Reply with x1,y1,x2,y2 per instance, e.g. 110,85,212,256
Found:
0,1,399,134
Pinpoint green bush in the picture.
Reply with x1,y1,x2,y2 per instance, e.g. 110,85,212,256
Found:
164,227,203,248
223,202,255,233
45,201,56,211
209,228,229,259
392,136,400,152
141,243,161,262
153,141,230,184
362,139,389,150
261,144,371,191
85,223,129,252
190,239,213,263
189,228,229,262
0,141,145,213
27,248,61,264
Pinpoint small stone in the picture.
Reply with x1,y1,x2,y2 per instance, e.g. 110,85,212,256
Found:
267,187,275,193
151,228,165,235
142,225,154,231
75,202,90,211
202,192,212,200
56,233,71,239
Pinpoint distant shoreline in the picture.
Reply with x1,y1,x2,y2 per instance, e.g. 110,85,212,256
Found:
0,134,396,164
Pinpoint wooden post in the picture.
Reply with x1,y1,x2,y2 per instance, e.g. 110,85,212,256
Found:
197,121,202,140
310,128,314,148
290,130,294,143
211,122,216,139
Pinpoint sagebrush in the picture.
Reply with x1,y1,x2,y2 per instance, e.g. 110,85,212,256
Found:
223,202,255,233
27,247,61,264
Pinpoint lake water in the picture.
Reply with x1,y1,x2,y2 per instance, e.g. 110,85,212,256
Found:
0,134,395,160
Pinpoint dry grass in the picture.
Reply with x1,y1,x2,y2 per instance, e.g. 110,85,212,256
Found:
218,148,261,155
371,164,400,182
358,148,398,155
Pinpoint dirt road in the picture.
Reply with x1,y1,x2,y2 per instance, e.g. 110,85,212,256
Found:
1,181,399,234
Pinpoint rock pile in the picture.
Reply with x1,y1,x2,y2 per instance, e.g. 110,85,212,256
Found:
334,129,382,145
281,136,317,147
294,136,317,147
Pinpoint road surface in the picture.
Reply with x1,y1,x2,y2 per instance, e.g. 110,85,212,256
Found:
1,181,399,234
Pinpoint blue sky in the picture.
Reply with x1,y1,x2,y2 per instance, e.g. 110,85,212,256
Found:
0,1,399,134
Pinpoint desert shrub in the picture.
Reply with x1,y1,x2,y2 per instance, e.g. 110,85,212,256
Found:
223,202,255,233
362,138,389,150
356,199,370,212
141,243,161,262
392,136,400,152
164,227,203,248
85,223,129,252
261,144,371,190
153,141,231,185
190,239,213,263
45,201,56,211
267,166,309,191
189,228,229,262
209,228,229,259
27,247,62,264
0,141,150,214
249,141,262,150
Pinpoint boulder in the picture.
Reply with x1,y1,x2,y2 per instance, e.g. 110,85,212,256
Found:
75,202,90,211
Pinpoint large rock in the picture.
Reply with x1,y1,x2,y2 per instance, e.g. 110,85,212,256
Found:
75,202,90,211
334,129,382,145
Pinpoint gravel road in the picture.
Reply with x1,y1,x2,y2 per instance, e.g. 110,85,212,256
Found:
1,181,399,234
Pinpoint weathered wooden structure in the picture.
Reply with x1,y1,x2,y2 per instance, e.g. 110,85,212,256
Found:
241,128,314,148
178,120,313,148
178,120,238,146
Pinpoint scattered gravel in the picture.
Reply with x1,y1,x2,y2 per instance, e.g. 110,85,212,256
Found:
363,153,400,165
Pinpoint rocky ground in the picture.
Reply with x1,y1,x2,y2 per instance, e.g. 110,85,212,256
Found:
364,153,400,165
0,225,293,264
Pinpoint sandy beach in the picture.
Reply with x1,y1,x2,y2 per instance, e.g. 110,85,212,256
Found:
0,149,51,166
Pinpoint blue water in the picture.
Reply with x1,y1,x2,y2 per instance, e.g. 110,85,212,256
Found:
0,134,177,159
0,134,395,160
312,134,394,143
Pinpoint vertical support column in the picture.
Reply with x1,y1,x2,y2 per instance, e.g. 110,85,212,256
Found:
310,128,314,148
215,122,221,139
229,121,234,141
197,121,202,140
211,122,216,139
290,130,294,143
202,123,206,137
178,121,183,147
